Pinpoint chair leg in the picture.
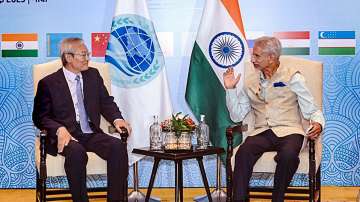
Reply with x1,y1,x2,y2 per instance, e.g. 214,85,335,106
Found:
36,168,46,202
309,140,316,202
124,176,128,202
37,169,46,202
226,127,234,202
315,168,321,202
40,178,46,202
123,142,129,202
39,132,47,202
36,171,39,202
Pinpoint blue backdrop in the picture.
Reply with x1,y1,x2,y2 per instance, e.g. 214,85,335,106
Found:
0,0,359,188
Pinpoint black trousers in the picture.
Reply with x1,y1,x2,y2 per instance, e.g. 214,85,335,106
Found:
233,129,304,202
60,131,128,202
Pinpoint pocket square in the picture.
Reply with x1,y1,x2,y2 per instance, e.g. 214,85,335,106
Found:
273,82,286,87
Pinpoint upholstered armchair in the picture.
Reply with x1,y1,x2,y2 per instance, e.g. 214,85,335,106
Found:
226,56,323,202
33,59,127,202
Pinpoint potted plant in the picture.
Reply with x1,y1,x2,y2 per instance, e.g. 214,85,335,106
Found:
161,112,196,150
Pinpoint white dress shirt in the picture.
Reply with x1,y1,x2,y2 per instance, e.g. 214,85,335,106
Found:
62,67,84,123
226,72,325,128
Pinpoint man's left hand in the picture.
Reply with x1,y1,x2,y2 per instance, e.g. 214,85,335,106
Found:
114,119,132,135
307,122,322,140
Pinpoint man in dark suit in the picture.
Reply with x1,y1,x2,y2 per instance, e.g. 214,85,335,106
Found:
33,37,130,202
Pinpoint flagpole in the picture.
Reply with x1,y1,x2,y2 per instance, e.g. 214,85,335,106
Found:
128,161,161,202
194,154,227,202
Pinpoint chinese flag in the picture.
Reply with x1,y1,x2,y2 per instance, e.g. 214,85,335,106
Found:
91,33,110,57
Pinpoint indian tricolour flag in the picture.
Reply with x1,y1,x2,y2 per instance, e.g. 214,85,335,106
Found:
1,33,38,57
318,31,356,55
106,0,172,164
274,31,310,55
185,0,249,158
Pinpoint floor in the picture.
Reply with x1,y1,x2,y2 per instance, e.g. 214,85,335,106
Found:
0,186,358,202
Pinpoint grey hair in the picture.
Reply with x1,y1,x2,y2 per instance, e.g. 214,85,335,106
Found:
60,38,85,66
254,36,282,59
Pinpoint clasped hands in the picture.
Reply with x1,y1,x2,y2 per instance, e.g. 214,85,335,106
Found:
57,119,131,153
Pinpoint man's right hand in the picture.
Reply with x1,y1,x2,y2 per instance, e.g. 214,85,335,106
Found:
57,126,76,153
223,67,241,89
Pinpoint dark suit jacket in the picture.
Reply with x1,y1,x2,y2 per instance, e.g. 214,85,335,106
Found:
33,67,123,156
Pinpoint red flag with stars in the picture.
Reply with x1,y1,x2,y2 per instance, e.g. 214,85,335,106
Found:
91,33,110,57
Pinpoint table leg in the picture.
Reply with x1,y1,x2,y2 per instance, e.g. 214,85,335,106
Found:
145,158,160,202
174,160,180,202
197,157,213,202
179,160,183,202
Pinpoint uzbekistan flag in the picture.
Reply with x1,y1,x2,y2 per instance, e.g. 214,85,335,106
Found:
185,0,249,158
318,31,355,55
274,31,310,55
1,33,38,57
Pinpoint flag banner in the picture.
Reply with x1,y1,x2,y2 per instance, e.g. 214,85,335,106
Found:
156,32,174,57
106,0,173,164
1,33,38,57
180,32,197,57
46,33,82,57
246,31,265,51
274,31,310,55
91,32,110,57
318,31,356,55
185,0,249,161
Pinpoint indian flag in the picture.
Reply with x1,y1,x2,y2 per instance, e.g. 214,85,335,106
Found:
318,31,356,55
274,31,310,55
185,0,249,159
1,33,38,57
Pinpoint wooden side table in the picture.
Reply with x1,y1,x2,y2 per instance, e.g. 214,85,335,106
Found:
132,146,225,202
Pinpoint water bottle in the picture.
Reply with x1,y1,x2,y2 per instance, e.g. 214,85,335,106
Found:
197,114,209,149
149,115,162,150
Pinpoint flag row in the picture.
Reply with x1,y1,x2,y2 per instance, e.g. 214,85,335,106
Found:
248,31,356,55
0,33,110,57
0,31,356,57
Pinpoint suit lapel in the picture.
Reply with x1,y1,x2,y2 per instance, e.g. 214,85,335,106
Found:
55,69,77,119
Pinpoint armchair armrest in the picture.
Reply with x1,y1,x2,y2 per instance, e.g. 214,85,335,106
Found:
108,125,129,143
226,123,247,201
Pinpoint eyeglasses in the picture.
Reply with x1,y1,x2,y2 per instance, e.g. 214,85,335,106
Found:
66,52,91,59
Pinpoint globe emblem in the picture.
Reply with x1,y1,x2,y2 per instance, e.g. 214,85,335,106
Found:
111,26,154,76
209,32,245,68
106,14,163,88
